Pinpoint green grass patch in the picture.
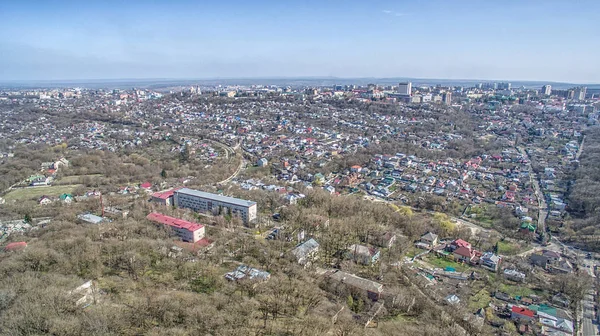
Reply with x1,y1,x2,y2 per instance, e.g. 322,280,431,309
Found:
499,284,533,298
4,184,81,201
57,174,103,184
424,255,468,272
469,289,492,310
497,241,522,256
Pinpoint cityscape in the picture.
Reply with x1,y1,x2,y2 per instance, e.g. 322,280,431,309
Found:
1,79,599,335
1,0,600,335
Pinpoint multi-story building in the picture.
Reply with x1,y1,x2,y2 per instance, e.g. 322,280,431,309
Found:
146,212,205,243
552,89,575,99
442,92,452,105
541,85,552,96
397,82,412,96
482,82,497,90
497,82,511,90
174,188,257,224
573,86,587,101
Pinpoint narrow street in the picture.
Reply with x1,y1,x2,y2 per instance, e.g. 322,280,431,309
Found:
518,147,547,241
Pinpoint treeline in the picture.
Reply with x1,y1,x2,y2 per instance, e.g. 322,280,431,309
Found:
565,126,600,248
0,190,497,335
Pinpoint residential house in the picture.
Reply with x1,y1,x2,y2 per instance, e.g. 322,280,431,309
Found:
494,291,512,302
550,259,573,274
551,293,571,308
225,265,270,282
445,294,460,305
324,185,335,194
328,270,384,301
542,250,562,262
480,252,501,271
530,253,552,269
59,193,74,203
511,306,535,322
291,238,320,267
30,175,51,186
77,213,109,225
347,244,380,265
39,195,52,205
257,158,268,167
369,231,397,248
418,232,438,248
284,193,301,205
538,312,574,335
520,222,536,236
503,269,526,282
350,165,362,173
448,239,477,262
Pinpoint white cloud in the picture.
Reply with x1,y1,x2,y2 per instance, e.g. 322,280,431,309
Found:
382,10,409,17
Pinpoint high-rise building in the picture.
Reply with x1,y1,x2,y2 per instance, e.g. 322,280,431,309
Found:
497,82,511,90
442,92,452,105
482,82,497,90
397,82,412,96
541,85,552,96
573,87,587,100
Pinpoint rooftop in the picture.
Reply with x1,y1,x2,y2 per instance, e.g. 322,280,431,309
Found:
146,212,204,232
77,213,106,224
176,188,257,207
152,188,181,200
292,238,320,259
329,270,383,293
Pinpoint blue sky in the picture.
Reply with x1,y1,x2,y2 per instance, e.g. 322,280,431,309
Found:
1,0,599,83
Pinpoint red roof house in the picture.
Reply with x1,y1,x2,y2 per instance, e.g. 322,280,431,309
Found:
511,306,535,321
450,239,472,250
140,182,152,189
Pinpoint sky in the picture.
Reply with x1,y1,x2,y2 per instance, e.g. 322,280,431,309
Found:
1,0,599,83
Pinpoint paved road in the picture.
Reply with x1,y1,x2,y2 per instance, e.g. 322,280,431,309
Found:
583,318,597,336
583,289,597,336
518,147,547,241
577,135,586,160
212,141,247,185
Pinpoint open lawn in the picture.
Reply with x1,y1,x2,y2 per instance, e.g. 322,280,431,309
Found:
424,255,469,272
4,185,81,201
497,241,525,255
499,284,533,298
469,289,492,310
57,174,103,184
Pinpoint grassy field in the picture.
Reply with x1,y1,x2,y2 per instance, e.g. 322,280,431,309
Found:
469,289,492,310
499,284,533,298
497,241,525,255
424,255,469,272
4,185,81,201
57,174,103,184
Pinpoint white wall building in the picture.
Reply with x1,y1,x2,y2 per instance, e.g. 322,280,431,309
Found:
174,188,257,224
397,82,412,96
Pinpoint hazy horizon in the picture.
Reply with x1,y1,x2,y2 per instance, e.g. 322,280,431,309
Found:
1,0,599,83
